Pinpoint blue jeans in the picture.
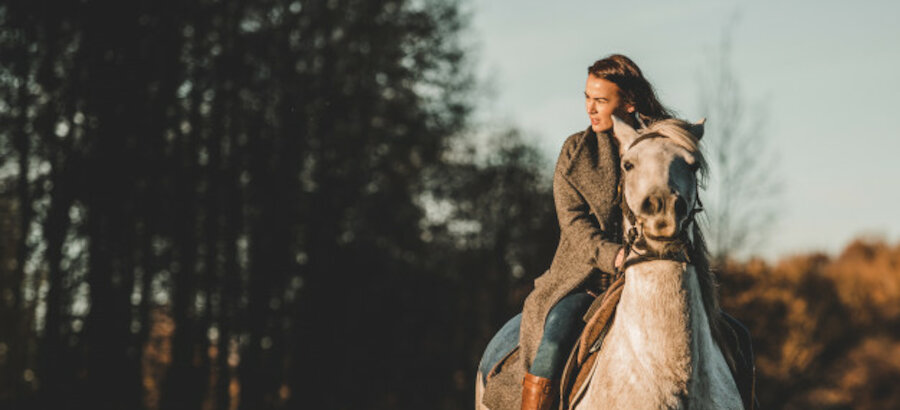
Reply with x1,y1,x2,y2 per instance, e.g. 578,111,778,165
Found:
529,292,594,379
479,313,522,382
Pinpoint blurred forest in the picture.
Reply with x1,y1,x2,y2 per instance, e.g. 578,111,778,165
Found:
1,0,898,409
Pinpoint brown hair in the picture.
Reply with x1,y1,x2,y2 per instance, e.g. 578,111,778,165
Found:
588,54,673,123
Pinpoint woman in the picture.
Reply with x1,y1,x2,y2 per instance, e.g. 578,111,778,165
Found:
518,54,673,410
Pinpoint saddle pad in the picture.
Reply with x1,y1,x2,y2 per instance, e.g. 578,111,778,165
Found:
557,275,625,408
564,347,599,409
577,275,625,364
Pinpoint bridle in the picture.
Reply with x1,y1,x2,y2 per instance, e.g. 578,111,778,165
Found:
614,134,704,276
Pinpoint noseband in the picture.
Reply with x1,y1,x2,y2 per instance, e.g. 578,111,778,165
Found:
614,135,704,275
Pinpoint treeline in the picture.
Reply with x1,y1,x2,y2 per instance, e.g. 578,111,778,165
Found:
0,0,557,409
3,1,899,410
719,238,900,409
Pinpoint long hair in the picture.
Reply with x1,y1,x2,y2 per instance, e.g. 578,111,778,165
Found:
588,54,673,123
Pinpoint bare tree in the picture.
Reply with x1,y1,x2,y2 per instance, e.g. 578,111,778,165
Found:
698,22,782,262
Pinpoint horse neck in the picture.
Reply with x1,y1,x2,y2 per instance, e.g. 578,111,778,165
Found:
615,260,712,387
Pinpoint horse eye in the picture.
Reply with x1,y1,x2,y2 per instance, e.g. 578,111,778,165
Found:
623,161,634,171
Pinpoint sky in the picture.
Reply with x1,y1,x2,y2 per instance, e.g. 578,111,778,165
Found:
465,0,900,261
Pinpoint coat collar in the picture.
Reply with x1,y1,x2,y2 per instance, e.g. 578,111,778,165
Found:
563,127,621,214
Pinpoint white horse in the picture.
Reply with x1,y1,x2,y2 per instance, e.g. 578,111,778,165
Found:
476,117,744,409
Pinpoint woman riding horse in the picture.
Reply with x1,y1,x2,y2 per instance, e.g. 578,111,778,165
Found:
489,54,675,410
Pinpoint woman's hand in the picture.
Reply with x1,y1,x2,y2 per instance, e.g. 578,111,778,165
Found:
614,247,626,270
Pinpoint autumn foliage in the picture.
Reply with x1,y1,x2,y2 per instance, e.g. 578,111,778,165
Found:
718,238,900,409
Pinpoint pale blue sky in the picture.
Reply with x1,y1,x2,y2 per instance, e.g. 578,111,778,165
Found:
467,0,900,261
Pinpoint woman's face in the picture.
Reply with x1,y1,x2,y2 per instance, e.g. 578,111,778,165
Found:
584,74,635,133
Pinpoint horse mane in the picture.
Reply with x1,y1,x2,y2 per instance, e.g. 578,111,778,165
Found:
688,222,735,372
643,118,709,186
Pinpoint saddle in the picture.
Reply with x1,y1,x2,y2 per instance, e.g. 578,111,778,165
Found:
482,277,625,410
558,275,625,408
484,275,758,410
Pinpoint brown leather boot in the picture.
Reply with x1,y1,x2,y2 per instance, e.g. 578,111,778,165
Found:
521,373,555,410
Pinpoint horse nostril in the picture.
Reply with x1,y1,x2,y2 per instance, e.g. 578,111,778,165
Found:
641,197,652,214
641,195,662,215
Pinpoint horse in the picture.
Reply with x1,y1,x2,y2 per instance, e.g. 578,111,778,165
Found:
475,117,746,409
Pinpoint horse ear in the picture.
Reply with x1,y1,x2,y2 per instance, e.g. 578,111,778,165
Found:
689,118,706,140
612,115,640,147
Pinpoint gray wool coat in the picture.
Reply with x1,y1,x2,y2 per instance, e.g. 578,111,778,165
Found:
483,127,624,409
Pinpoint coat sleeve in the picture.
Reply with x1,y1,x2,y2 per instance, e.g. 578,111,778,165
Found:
553,137,622,274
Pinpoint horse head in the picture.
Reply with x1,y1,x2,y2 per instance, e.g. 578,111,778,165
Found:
612,116,706,258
